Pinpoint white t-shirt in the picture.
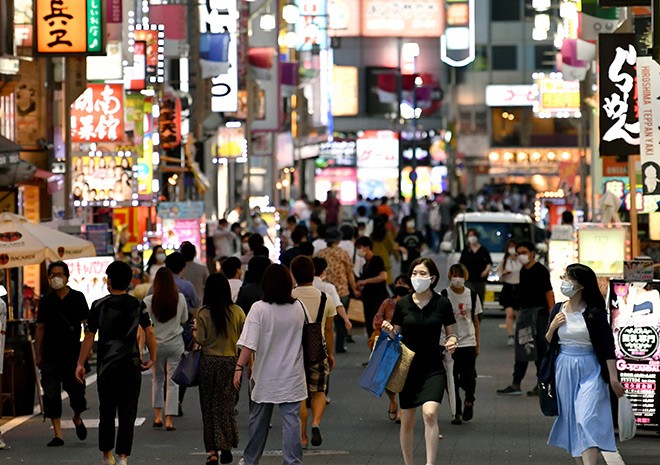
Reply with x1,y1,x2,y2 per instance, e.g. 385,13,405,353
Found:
228,278,242,303
558,308,591,347
143,293,188,347
312,238,327,256
292,286,337,343
237,300,307,404
444,287,482,347
313,277,342,309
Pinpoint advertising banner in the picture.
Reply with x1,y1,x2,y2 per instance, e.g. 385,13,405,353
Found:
578,227,627,275
34,0,104,55
361,0,443,38
315,167,357,204
636,57,660,194
70,84,124,143
609,279,660,429
65,256,114,309
133,27,164,86
332,66,359,116
599,33,640,157
72,155,134,203
318,140,357,167
356,130,399,168
328,0,360,37
160,96,182,150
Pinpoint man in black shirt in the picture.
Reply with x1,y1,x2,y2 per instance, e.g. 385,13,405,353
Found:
497,241,555,396
355,236,388,337
76,261,156,465
395,216,426,275
459,229,492,305
34,261,90,447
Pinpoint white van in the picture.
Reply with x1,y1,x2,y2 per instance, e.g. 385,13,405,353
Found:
440,212,538,310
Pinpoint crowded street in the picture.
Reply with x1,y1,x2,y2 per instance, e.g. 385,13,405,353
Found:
0,304,657,465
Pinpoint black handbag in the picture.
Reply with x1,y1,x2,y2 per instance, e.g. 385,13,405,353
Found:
300,293,328,367
538,344,559,416
172,348,201,387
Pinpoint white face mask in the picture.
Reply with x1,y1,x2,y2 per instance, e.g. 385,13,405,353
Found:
450,277,465,288
508,247,516,255
155,253,166,263
560,280,581,298
50,277,65,290
356,248,366,258
467,236,478,245
518,254,530,265
406,221,415,229
411,276,433,293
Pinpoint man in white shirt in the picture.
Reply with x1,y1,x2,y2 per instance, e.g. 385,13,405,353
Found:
220,257,243,303
290,256,336,448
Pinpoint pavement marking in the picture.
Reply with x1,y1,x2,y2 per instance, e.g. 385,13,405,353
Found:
1,373,97,436
603,451,626,465
58,418,146,429
191,450,350,457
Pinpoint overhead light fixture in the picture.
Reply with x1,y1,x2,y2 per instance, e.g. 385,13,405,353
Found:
401,42,420,60
284,31,298,49
282,4,300,25
260,13,276,31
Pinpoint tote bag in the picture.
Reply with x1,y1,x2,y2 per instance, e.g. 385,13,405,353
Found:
386,342,415,393
537,344,559,416
172,349,201,387
360,330,402,397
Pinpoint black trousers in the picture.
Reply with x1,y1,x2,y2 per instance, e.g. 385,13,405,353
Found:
513,309,549,386
452,346,477,416
41,357,87,419
97,359,141,456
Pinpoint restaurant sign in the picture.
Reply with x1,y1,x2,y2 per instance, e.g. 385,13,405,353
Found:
35,0,104,55
70,84,124,143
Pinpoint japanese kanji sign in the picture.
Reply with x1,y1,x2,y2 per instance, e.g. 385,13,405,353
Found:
159,97,182,150
70,84,124,143
599,33,640,157
35,0,104,55
636,57,660,194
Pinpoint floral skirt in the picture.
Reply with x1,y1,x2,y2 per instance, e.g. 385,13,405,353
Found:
199,354,239,452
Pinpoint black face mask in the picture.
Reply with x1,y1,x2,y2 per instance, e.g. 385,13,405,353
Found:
393,286,410,297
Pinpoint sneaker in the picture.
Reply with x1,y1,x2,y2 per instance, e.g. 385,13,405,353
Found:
0,438,7,450
527,386,539,397
311,426,322,446
507,336,515,346
496,386,522,396
451,415,463,425
102,456,116,465
462,402,474,422
117,459,127,465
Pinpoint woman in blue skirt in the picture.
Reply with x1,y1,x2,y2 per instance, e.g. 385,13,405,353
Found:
545,263,625,465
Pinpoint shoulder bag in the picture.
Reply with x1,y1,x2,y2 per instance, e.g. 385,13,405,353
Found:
300,293,328,368
537,303,564,416
172,345,201,387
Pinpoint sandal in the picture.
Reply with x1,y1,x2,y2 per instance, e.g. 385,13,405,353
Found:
388,399,398,421
206,452,219,465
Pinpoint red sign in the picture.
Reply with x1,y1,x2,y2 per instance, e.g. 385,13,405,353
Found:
160,97,182,150
70,84,124,143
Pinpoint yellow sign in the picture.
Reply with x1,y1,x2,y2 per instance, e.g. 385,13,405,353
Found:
332,66,359,116
35,0,104,55
535,78,580,115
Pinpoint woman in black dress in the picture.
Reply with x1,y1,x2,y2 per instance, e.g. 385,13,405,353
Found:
382,257,458,465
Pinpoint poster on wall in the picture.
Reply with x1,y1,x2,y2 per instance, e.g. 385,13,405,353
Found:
64,256,115,309
635,57,660,195
577,227,627,275
72,155,135,204
599,33,640,157
609,279,660,429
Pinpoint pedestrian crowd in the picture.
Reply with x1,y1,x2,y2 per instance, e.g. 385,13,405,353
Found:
26,190,623,465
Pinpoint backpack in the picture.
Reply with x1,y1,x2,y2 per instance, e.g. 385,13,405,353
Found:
441,285,479,319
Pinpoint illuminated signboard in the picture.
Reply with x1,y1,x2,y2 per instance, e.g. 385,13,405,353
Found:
609,279,660,429
34,0,104,55
356,130,399,168
328,0,360,37
534,77,580,118
72,154,135,205
70,84,124,143
199,0,238,113
160,96,182,150
441,0,475,67
361,0,443,38
332,66,359,116
486,85,538,107
132,25,165,86
124,40,146,91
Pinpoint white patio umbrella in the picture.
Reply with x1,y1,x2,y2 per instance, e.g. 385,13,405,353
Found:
0,212,96,267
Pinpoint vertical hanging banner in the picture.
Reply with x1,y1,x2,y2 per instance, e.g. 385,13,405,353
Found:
34,0,104,55
160,96,182,150
70,84,124,143
599,33,640,157
199,0,238,113
636,56,660,194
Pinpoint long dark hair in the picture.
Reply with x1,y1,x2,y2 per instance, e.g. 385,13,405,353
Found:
370,214,389,242
145,245,164,272
152,268,179,323
566,263,606,310
203,273,233,336
503,238,518,263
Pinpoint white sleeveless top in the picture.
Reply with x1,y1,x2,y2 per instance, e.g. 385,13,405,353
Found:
558,308,591,347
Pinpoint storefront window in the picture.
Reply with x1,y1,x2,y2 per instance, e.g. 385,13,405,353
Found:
491,107,579,147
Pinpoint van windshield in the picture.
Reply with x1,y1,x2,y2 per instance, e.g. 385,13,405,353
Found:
463,222,534,254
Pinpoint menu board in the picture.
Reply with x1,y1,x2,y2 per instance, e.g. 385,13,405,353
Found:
609,279,660,429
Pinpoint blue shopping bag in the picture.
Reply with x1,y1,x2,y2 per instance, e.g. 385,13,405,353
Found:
359,330,402,397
